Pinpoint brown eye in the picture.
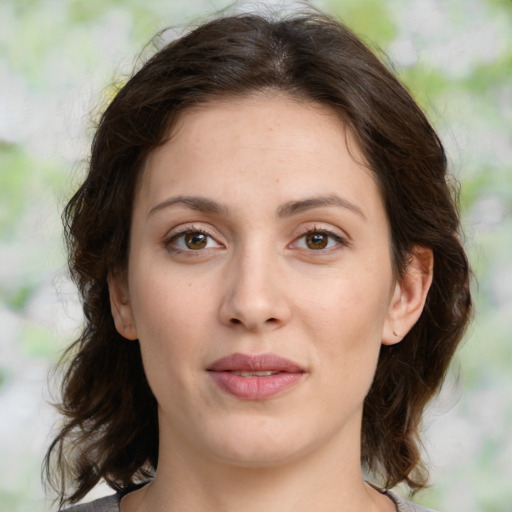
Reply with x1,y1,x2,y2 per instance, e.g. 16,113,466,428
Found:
184,232,208,249
166,228,223,254
293,229,346,252
305,233,329,250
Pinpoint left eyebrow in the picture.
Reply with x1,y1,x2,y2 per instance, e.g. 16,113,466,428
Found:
277,194,367,221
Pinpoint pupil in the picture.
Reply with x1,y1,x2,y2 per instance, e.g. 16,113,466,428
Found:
307,233,327,249
185,233,207,249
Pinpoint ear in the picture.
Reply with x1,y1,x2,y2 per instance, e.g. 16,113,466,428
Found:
382,246,433,345
107,268,138,341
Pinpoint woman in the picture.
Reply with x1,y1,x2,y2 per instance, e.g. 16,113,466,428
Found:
44,8,472,512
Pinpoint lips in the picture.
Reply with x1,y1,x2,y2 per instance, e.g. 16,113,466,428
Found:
207,353,306,400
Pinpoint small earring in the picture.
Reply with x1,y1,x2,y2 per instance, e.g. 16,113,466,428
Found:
393,330,399,337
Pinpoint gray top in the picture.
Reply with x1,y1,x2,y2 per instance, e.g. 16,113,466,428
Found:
385,490,438,512
62,495,118,512
62,489,438,511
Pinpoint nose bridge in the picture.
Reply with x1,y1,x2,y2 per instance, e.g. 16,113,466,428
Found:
219,238,289,331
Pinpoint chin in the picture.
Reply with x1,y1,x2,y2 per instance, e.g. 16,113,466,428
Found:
202,416,316,468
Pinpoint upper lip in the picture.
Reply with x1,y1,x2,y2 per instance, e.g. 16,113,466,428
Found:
207,353,305,373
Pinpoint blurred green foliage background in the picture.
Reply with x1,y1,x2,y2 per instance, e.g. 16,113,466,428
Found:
0,0,511,511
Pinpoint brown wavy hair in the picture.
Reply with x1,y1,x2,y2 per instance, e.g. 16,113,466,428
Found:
44,9,472,507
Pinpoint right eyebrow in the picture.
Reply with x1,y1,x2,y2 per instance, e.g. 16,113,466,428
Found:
147,195,228,218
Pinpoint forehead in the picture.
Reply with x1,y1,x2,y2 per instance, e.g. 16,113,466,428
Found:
165,92,363,162
137,92,382,218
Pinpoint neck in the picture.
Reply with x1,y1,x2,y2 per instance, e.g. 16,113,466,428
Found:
123,413,393,512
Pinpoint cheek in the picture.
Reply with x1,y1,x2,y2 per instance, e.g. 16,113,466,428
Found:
130,278,205,402
128,266,221,382
297,270,391,383
302,270,391,335
131,264,213,331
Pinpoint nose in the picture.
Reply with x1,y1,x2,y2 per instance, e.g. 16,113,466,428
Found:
218,246,291,332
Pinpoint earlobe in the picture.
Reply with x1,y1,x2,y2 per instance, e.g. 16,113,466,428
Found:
107,269,138,341
382,246,433,345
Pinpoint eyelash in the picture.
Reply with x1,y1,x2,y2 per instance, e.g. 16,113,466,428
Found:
163,225,348,255
164,226,221,255
291,226,349,252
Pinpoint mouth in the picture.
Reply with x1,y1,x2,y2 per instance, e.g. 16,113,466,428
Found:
207,352,305,373
207,353,306,400
230,370,281,377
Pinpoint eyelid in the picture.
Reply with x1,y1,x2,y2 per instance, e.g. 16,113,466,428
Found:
163,224,224,253
290,224,350,250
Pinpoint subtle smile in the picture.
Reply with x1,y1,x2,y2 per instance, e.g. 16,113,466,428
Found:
207,353,306,400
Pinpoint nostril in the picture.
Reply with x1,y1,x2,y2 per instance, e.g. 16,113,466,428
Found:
229,317,277,326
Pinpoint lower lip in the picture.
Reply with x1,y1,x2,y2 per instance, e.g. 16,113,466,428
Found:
209,372,304,400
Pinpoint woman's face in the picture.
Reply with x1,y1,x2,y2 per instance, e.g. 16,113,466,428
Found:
110,93,408,468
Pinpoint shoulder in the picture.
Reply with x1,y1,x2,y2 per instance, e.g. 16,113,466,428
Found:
384,489,439,512
61,494,119,512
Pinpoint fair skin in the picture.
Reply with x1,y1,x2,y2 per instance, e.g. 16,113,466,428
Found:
109,93,433,512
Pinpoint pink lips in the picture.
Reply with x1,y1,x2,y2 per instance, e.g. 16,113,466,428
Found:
207,353,306,400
